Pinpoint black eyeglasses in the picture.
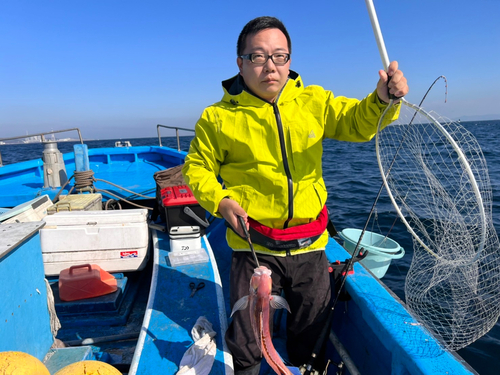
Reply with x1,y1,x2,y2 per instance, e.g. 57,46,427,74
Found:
239,53,291,66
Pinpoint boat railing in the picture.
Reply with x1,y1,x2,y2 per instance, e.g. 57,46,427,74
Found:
0,128,84,167
157,124,195,151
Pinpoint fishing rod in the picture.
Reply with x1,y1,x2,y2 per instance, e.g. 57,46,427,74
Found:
238,215,260,267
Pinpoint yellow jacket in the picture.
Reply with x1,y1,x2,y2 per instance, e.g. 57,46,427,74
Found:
182,71,399,255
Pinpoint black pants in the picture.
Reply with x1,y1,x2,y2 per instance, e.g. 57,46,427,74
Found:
225,250,331,371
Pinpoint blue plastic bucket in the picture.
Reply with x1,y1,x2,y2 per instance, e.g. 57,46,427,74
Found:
338,228,405,278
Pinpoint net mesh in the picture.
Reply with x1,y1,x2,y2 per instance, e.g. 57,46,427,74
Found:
376,100,500,350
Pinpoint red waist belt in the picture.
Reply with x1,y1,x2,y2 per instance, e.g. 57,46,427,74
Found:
245,205,329,251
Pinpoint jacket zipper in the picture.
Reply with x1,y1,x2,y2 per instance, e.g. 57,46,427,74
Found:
237,84,295,255
273,102,294,231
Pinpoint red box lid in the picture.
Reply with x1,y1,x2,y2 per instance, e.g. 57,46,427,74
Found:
59,264,117,302
161,185,198,206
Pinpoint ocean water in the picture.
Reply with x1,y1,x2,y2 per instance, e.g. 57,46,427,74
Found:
1,120,499,374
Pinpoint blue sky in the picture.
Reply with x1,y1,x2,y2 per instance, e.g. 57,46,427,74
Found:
1,0,499,140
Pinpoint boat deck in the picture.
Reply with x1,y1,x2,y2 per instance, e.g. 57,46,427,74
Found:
49,259,152,373
131,225,232,374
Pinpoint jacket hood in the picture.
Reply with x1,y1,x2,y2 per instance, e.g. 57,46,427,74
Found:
221,70,303,107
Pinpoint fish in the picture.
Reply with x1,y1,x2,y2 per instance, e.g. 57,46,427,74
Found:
230,266,292,375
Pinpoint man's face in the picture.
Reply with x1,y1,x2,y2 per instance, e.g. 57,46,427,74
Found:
237,28,291,103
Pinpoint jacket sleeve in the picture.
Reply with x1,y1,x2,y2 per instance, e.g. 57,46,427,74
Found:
182,107,232,217
323,89,401,142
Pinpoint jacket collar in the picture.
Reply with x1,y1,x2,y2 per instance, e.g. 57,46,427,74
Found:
221,70,303,107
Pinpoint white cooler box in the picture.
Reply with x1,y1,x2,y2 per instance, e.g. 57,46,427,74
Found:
41,209,149,276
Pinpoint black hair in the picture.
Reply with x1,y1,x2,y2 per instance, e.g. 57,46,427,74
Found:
236,16,292,56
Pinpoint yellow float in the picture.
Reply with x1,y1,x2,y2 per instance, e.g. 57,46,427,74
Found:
54,360,121,375
0,351,50,375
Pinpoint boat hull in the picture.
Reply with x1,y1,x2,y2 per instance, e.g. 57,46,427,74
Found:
0,142,478,374
0,146,185,207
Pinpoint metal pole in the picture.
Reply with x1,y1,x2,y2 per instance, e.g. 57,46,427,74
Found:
157,124,163,147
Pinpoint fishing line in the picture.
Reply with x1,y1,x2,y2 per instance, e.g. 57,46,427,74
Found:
374,75,448,246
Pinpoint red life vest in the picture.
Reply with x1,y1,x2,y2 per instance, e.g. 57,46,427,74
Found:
245,205,331,251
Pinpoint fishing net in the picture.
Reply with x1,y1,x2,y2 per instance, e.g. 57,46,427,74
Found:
376,99,500,350
364,0,500,352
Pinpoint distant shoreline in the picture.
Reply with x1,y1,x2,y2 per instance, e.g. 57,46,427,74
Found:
1,119,498,145
0,134,194,146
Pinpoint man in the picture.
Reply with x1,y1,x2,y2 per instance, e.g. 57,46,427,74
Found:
182,16,408,374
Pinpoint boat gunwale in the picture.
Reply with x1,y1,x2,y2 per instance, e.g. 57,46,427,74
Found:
327,241,478,375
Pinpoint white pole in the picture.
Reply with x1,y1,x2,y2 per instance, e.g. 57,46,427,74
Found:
365,0,390,71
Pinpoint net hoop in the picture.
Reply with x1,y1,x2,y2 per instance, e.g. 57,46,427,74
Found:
375,99,487,264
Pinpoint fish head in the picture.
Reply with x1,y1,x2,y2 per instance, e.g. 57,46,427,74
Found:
250,266,273,298
232,265,273,317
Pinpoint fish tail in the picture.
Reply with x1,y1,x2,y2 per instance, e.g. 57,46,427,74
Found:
261,332,292,375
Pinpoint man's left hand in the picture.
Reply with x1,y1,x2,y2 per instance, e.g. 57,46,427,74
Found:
377,60,409,104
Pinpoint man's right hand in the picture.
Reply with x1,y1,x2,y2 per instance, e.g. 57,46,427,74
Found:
218,197,248,238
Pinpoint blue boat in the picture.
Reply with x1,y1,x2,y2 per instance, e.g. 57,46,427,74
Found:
0,128,477,374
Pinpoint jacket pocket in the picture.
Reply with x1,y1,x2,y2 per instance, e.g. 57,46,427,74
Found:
312,179,328,208
292,179,327,221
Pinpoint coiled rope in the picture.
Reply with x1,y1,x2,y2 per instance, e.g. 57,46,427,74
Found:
53,169,155,211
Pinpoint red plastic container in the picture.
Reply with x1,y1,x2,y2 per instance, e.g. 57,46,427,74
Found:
160,185,206,233
161,185,198,206
58,264,117,302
